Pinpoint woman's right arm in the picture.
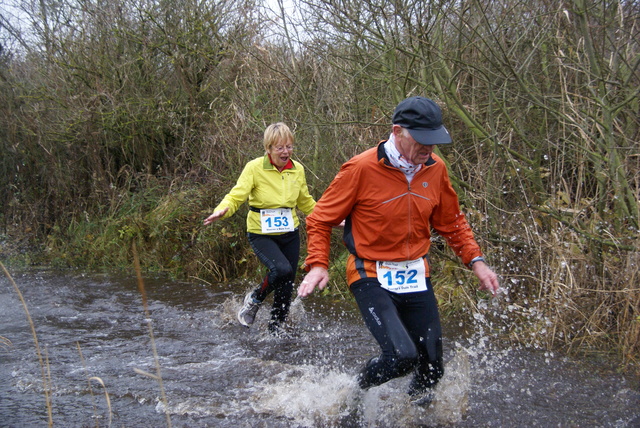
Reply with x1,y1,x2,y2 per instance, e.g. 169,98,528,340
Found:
203,160,255,225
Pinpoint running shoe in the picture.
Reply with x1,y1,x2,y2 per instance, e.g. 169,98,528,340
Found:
407,375,436,407
409,389,435,407
237,292,261,327
355,357,381,390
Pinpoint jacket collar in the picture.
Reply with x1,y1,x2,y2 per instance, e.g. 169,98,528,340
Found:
376,140,435,167
263,154,295,171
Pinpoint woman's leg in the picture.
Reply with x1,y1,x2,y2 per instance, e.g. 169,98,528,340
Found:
248,231,299,326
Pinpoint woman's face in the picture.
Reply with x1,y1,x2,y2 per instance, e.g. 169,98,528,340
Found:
268,138,294,169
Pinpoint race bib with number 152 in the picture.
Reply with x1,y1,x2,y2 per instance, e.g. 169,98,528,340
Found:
376,258,427,293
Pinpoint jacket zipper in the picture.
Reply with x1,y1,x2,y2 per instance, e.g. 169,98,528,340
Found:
406,182,412,259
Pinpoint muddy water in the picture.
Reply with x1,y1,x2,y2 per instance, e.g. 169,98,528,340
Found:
0,269,638,427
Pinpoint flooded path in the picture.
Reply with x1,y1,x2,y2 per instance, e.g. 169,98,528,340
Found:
1,269,638,427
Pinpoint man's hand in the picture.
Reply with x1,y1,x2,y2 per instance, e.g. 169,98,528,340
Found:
472,262,500,296
297,266,330,297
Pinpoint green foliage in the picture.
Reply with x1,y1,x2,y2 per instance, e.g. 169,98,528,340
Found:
0,0,638,369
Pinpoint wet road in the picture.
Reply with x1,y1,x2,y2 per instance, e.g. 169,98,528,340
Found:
1,269,638,427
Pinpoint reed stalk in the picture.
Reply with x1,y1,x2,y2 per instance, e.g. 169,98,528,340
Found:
132,242,172,428
0,335,11,349
77,341,98,428
88,377,113,428
0,261,53,426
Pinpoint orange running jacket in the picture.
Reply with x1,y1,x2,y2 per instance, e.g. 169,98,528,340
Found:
304,142,483,285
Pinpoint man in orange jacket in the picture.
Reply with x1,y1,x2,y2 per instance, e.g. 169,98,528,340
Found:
298,96,500,403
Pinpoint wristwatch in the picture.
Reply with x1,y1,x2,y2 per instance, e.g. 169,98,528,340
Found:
468,256,485,268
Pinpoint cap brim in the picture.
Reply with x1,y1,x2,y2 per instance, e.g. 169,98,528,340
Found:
407,126,452,145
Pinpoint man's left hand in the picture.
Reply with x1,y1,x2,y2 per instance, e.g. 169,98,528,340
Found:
472,262,500,296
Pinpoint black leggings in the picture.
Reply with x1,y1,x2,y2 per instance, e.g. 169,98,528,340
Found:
247,230,300,325
351,277,444,389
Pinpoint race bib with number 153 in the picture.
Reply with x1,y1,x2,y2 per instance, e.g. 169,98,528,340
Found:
260,208,295,233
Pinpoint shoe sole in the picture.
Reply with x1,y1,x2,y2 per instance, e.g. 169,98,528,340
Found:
237,314,251,327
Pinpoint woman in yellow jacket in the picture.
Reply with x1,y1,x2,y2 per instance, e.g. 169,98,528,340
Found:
204,123,316,335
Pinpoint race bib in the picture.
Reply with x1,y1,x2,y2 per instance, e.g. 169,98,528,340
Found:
260,208,294,233
376,258,427,293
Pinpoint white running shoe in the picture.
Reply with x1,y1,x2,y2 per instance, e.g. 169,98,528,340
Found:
237,292,261,327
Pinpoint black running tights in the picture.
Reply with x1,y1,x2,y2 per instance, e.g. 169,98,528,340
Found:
350,277,444,389
247,230,299,325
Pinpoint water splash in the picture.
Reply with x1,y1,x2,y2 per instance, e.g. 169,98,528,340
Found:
251,364,358,426
216,289,308,329
248,348,471,427
431,348,471,425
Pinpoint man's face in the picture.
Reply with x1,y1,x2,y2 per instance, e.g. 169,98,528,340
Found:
392,125,434,165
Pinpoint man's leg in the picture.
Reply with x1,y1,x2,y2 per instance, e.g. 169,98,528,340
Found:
351,278,419,389
398,280,444,395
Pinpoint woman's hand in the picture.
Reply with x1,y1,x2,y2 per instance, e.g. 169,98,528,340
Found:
203,207,229,225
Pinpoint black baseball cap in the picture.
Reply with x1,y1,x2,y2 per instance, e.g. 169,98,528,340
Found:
392,96,452,145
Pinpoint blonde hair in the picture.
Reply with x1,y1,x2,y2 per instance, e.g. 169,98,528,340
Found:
263,122,294,152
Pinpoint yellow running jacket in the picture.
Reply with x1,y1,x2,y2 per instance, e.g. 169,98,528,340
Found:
214,156,316,234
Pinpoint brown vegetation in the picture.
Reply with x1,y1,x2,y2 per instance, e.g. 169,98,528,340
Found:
0,0,638,370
